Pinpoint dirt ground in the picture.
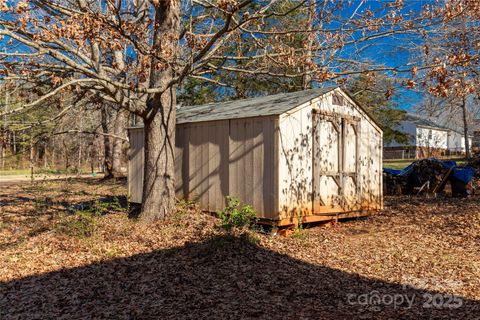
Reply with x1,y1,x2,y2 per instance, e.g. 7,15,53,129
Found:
0,178,479,319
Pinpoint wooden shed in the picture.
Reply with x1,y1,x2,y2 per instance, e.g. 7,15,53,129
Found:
128,86,383,225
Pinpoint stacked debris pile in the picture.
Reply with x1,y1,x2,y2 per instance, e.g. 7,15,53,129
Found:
467,156,480,175
383,166,412,195
384,158,476,197
467,156,480,191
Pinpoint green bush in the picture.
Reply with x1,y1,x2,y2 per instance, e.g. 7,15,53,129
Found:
218,196,257,230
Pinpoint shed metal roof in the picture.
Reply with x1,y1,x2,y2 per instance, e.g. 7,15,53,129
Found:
177,86,336,124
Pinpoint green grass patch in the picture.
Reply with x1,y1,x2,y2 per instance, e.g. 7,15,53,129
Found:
383,158,468,170
383,159,414,170
0,167,96,176
0,169,32,176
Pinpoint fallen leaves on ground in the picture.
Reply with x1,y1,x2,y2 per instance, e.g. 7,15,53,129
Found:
0,178,479,319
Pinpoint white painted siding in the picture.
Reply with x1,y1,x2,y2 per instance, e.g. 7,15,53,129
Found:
448,131,472,152
416,127,448,149
278,88,383,219
128,87,383,223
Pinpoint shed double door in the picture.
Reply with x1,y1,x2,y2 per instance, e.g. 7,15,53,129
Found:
312,112,360,214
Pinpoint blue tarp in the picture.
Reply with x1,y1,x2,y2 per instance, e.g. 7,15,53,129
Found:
451,166,476,184
383,165,413,177
384,158,476,184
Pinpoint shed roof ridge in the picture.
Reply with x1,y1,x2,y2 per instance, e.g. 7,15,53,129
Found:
176,86,338,124
179,86,338,110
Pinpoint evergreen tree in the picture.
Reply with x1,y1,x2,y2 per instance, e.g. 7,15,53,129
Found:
348,74,409,145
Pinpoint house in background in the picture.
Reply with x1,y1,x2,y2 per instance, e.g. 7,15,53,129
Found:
472,119,480,154
448,128,472,154
384,114,472,159
128,86,383,226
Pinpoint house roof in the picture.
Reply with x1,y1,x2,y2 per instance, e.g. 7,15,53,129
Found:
176,86,337,124
405,114,451,131
405,113,473,137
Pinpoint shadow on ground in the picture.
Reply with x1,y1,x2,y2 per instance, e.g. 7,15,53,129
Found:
0,177,127,212
0,234,477,319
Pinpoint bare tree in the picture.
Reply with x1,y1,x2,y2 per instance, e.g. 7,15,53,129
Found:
1,0,476,220
412,3,480,158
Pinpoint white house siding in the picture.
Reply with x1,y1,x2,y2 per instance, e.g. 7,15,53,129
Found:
448,131,472,153
462,137,473,152
448,131,463,152
416,127,448,149
278,88,383,220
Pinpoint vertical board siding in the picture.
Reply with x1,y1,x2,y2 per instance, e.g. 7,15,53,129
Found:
200,128,209,208
129,117,277,218
127,128,145,203
278,88,382,219
128,88,382,221
207,124,219,211
175,125,184,199
245,120,254,206
183,121,229,211
228,117,276,219
252,120,264,213
278,104,315,218
312,113,342,212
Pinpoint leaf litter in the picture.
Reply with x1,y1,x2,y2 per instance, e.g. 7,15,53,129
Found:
0,178,479,319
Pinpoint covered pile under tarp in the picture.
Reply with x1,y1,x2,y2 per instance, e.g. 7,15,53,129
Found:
384,158,476,196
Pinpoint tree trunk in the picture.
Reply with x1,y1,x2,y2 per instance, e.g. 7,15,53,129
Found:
63,139,69,171
302,0,316,90
139,0,179,221
112,109,126,176
44,145,48,169
29,133,34,183
78,118,83,174
51,137,56,169
140,89,176,221
0,140,4,170
12,131,16,154
101,106,113,178
78,139,82,175
461,96,470,159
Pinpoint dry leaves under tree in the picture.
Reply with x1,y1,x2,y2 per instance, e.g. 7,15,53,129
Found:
0,178,479,319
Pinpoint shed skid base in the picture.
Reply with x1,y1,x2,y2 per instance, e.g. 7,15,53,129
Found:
259,210,379,227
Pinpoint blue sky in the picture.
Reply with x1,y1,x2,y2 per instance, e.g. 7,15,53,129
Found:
330,0,440,111
1,0,441,111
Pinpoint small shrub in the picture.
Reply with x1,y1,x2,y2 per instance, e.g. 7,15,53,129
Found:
218,196,257,230
55,211,97,237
